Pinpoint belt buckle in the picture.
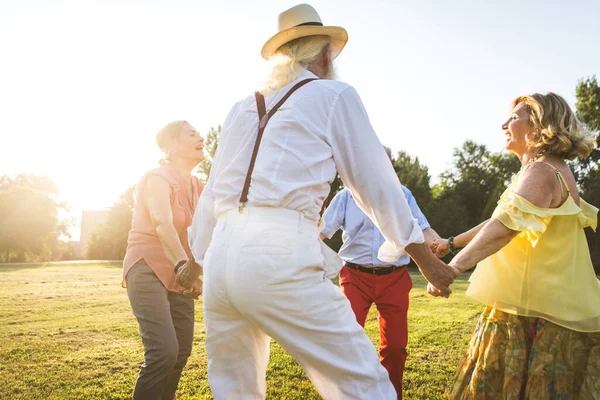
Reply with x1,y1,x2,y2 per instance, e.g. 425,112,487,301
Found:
372,267,383,275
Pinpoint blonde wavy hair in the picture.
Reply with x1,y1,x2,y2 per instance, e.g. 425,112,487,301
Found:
261,35,331,96
513,93,597,160
156,120,188,165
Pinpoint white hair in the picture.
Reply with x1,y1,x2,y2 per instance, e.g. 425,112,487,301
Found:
260,35,333,96
156,120,188,165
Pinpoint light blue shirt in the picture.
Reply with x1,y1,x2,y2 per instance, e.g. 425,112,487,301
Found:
322,187,430,267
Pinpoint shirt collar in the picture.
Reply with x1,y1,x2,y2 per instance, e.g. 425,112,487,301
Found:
299,69,319,80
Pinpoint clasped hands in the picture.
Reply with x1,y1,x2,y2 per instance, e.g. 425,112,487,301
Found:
429,237,451,258
175,259,203,299
422,238,461,298
183,278,203,299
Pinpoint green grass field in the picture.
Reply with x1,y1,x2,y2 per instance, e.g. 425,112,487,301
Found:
0,262,482,399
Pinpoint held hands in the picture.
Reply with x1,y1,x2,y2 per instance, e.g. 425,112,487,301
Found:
418,257,457,298
428,237,460,296
427,282,444,297
429,238,450,258
406,241,456,296
175,259,203,289
401,242,457,298
184,278,203,299
427,263,461,298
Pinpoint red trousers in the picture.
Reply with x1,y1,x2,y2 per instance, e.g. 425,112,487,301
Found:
339,265,412,400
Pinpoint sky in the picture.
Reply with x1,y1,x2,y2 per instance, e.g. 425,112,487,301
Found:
1,0,599,237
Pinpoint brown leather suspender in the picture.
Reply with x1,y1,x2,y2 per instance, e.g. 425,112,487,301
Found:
238,78,318,213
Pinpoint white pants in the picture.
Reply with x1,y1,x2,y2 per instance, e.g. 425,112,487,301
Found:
203,207,396,400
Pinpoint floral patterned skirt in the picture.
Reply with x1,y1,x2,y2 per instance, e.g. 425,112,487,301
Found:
449,306,600,399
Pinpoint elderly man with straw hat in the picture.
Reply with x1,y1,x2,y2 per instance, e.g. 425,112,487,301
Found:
185,4,458,399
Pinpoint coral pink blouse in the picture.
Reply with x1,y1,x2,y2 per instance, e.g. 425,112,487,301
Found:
122,165,203,292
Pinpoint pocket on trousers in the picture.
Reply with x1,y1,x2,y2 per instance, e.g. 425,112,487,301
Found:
132,263,163,293
241,245,292,255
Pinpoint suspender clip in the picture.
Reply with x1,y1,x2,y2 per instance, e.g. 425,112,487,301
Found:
259,112,269,129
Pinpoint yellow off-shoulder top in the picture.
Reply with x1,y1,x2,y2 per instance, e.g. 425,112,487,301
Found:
467,167,600,332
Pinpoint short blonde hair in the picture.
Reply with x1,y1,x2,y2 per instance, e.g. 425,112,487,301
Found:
156,120,188,164
261,35,331,95
512,93,597,160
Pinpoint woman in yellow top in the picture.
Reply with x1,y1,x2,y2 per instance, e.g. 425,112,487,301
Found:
430,92,600,399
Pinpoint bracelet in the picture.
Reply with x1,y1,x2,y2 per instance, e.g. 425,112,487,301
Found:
174,259,188,272
448,236,457,255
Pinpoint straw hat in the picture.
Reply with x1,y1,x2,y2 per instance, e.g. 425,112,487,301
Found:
261,4,348,60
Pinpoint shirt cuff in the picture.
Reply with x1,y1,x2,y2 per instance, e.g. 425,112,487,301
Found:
320,225,336,239
419,221,431,231
377,218,425,262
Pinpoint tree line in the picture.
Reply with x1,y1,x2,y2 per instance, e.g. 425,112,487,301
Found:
0,174,74,262
2,78,599,272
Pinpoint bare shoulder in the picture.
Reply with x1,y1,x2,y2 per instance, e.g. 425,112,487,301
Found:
513,162,557,208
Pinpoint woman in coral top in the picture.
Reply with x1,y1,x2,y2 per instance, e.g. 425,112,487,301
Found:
431,93,600,399
122,120,204,400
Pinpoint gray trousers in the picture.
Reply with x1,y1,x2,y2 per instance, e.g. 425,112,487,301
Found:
126,261,195,400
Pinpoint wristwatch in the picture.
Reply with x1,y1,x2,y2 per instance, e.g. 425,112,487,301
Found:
448,236,457,255
174,259,188,272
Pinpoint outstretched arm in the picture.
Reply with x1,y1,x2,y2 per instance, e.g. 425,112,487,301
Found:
430,220,489,258
449,220,517,273
328,87,457,293
440,162,559,278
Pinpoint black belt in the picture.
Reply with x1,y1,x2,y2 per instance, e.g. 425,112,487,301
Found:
345,262,404,275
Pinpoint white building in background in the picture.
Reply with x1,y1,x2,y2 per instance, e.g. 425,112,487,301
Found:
78,210,109,257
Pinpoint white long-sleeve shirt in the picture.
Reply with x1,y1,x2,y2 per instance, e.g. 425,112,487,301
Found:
189,70,424,265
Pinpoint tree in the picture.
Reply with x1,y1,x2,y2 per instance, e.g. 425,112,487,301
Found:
85,186,134,260
0,174,70,262
484,152,522,216
572,76,600,183
580,168,600,273
425,190,471,240
392,151,433,213
574,76,600,273
197,126,221,183
576,76,600,132
437,141,494,228
325,151,433,252
429,141,520,238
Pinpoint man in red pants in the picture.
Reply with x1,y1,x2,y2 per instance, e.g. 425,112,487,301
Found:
321,149,439,399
